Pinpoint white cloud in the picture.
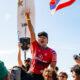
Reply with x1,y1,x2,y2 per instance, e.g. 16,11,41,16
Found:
4,13,12,21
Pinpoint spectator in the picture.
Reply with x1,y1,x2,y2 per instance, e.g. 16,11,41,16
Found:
71,64,80,80
18,43,32,80
24,10,57,80
0,60,11,80
58,72,68,80
18,42,31,72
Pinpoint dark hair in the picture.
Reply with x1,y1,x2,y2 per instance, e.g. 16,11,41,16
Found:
55,66,59,72
59,72,68,78
38,31,48,40
24,58,32,62
52,71,58,80
71,64,80,75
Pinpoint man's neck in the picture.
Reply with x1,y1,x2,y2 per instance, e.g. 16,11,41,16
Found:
40,45,48,49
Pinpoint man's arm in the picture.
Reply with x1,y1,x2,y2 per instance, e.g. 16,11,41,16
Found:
25,11,36,42
50,62,56,71
18,43,23,67
50,51,57,71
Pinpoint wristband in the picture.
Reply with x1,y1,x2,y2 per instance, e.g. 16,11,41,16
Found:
26,18,30,21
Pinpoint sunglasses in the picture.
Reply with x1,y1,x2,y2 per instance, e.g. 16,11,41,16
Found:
24,60,31,62
58,75,66,78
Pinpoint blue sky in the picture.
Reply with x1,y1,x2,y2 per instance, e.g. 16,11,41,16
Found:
0,0,80,80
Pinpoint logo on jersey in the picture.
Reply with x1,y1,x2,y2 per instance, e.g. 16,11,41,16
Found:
44,53,48,56
38,54,43,60
50,50,55,54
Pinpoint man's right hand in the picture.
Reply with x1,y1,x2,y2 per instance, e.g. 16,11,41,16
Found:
25,9,30,19
18,42,22,48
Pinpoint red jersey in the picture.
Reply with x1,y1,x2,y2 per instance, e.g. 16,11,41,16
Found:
29,40,57,74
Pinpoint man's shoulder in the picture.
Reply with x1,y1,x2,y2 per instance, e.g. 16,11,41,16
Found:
48,47,56,54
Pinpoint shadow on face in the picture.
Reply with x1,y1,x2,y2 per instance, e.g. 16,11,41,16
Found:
72,72,80,80
38,36,48,48
24,61,31,67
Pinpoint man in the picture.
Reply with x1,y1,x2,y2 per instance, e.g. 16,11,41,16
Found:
58,72,68,80
24,10,57,80
18,43,32,80
18,42,31,71
0,60,10,80
71,65,80,80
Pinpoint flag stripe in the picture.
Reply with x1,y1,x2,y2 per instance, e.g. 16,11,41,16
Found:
56,0,76,11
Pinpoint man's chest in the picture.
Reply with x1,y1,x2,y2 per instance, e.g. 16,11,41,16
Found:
33,49,51,63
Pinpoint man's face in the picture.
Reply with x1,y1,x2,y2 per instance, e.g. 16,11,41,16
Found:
72,71,80,80
58,74,67,80
38,36,48,48
25,61,31,67
45,70,53,80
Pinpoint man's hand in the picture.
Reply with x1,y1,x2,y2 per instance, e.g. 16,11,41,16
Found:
18,42,22,49
25,9,30,19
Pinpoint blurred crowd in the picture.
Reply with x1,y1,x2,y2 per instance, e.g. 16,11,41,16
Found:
0,54,80,80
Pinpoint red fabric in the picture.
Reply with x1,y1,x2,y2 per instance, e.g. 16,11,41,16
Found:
29,40,57,74
56,0,75,11
50,0,56,5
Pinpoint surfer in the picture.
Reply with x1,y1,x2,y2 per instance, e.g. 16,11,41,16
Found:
24,10,57,80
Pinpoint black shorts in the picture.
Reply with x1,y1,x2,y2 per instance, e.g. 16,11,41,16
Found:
29,73,44,80
22,72,44,80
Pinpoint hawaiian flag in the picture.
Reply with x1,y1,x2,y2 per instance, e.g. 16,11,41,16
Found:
50,0,76,16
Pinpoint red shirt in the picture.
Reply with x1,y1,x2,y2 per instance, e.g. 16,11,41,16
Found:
29,40,57,74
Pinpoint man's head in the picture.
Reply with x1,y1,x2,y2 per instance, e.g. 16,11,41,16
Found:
24,58,31,67
0,61,10,80
43,68,58,80
38,31,48,48
58,72,68,80
55,66,59,73
71,65,80,80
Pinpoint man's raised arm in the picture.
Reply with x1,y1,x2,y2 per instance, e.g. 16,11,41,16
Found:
18,43,23,67
25,11,36,42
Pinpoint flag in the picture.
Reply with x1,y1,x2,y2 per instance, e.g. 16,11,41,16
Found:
50,0,76,16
